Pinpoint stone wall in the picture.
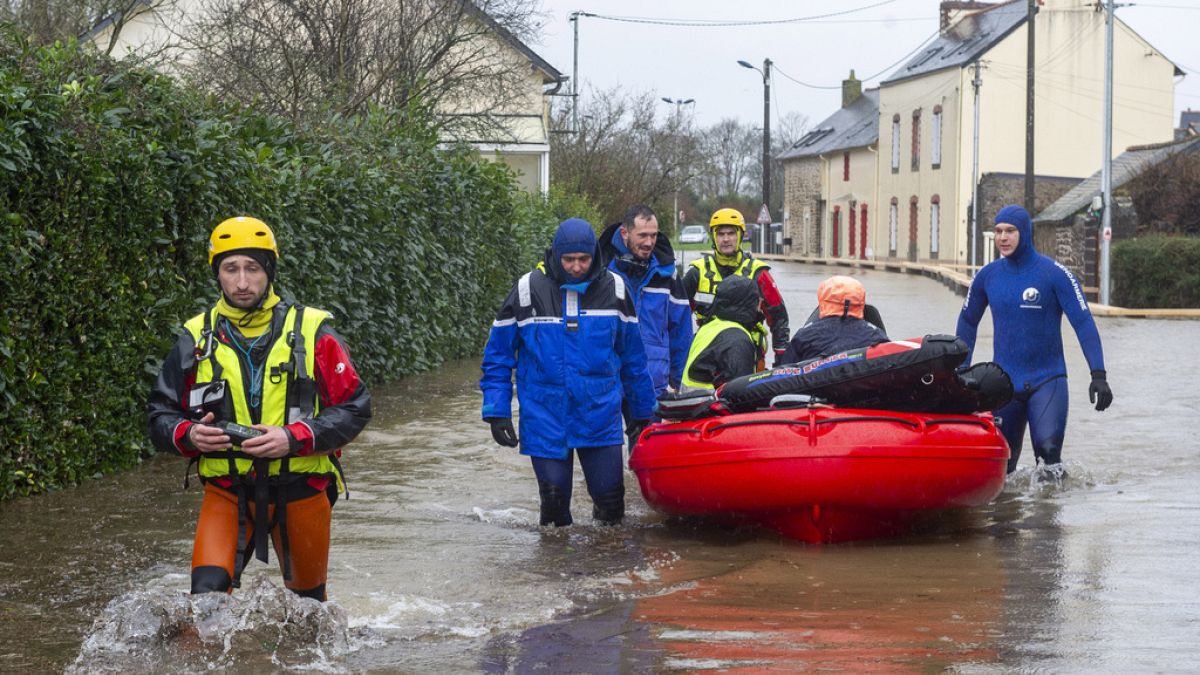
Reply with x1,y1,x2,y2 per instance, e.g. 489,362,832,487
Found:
1033,202,1138,294
782,157,823,256
974,172,1080,264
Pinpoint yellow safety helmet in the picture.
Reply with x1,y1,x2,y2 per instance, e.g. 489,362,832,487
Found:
208,216,279,266
708,208,746,237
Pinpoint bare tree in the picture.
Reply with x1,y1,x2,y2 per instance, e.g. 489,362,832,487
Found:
1,0,175,51
1127,149,1200,236
550,87,704,225
696,118,758,200
745,109,809,217
180,0,547,132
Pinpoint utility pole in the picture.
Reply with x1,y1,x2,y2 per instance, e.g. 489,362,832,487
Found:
1100,0,1115,305
971,60,983,274
662,97,696,235
570,12,580,133
763,58,773,213
1024,0,1037,212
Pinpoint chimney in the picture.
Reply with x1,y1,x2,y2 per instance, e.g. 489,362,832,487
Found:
842,70,862,108
940,1,997,31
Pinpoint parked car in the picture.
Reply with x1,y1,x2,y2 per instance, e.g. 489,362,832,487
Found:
679,225,708,244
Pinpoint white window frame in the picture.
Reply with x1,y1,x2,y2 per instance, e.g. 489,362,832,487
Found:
891,118,901,171
931,109,943,168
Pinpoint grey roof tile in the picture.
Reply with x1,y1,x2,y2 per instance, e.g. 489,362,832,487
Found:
778,89,880,160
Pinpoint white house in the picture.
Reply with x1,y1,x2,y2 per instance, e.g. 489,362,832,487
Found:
80,0,563,194
782,0,1181,268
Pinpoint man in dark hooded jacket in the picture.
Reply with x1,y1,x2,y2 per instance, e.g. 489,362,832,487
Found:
781,275,889,365
480,218,656,526
681,275,762,389
956,204,1113,476
598,205,693,399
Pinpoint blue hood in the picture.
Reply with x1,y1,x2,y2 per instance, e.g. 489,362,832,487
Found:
994,204,1035,265
545,218,601,286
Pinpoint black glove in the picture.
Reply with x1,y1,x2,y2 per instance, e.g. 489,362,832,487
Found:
626,419,650,446
772,349,787,369
485,417,519,447
1088,370,1112,412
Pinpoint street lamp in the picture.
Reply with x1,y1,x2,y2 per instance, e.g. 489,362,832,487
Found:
661,97,695,235
738,58,772,219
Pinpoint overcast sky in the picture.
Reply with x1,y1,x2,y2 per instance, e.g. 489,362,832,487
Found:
530,0,1200,137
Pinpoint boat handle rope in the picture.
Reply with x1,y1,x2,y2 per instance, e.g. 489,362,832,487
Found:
707,415,921,434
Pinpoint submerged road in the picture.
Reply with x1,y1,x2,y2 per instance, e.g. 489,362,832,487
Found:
1,261,1198,672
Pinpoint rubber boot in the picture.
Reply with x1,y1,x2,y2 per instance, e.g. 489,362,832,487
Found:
537,481,572,527
191,565,233,594
591,486,625,526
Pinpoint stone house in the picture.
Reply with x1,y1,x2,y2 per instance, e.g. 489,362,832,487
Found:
779,77,878,258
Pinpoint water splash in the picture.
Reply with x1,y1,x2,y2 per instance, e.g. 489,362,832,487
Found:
69,574,364,673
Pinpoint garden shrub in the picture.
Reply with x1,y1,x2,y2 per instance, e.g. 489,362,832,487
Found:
0,35,596,498
1111,235,1200,309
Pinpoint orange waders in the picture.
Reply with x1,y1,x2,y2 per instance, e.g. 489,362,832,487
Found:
191,482,332,601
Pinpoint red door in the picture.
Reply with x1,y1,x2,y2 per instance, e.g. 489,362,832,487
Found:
860,204,869,259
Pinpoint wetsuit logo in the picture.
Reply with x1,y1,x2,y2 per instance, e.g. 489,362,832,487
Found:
1021,287,1042,309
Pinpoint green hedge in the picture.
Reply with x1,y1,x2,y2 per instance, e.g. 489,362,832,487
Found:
1111,235,1200,309
0,35,598,499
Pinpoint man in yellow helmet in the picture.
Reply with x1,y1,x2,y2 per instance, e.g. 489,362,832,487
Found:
148,216,371,601
682,208,791,367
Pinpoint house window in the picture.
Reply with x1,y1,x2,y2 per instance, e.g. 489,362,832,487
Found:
932,105,943,169
930,194,941,258
860,204,868,260
843,152,850,182
911,109,921,171
889,198,898,256
891,114,901,173
832,206,841,258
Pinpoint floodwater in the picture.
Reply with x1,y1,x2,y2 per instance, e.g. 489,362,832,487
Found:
2,261,1199,673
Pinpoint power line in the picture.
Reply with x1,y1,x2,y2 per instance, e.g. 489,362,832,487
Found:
574,0,899,28
772,29,941,90
1127,2,1200,9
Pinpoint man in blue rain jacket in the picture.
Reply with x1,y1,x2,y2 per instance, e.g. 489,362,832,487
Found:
957,204,1114,476
481,218,656,526
599,205,693,406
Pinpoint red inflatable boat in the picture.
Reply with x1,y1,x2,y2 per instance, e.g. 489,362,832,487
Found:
629,406,1009,543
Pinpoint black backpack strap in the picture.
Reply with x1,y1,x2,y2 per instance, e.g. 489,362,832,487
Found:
285,305,317,424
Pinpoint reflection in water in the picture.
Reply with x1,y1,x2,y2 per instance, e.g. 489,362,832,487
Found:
986,486,1066,670
2,264,1198,671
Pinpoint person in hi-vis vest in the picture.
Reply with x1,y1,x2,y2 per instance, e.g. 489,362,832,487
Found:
148,217,371,601
682,275,763,390
681,208,789,367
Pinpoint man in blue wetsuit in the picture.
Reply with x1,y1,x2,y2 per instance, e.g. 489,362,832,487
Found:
956,204,1114,476
480,218,656,526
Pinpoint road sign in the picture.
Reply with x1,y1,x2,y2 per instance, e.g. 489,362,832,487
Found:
757,203,772,225
1103,226,1112,241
